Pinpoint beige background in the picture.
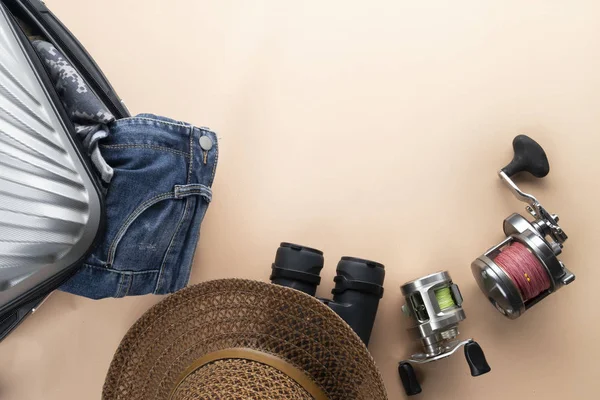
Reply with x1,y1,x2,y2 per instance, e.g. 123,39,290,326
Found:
0,0,599,399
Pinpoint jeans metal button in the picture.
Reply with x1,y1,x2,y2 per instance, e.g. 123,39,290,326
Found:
199,135,213,151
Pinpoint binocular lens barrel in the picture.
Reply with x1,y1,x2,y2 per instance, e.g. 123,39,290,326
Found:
330,257,385,345
270,242,323,296
333,256,385,298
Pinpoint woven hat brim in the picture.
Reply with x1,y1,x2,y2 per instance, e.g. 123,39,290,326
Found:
102,279,387,400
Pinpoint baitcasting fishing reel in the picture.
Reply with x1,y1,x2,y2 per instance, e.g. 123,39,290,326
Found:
398,271,490,396
471,135,575,319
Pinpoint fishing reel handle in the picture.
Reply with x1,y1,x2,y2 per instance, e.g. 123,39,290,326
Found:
398,341,491,397
464,341,491,376
501,135,550,178
398,362,422,396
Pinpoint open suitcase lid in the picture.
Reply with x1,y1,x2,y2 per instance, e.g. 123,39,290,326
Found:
0,2,108,339
3,0,129,119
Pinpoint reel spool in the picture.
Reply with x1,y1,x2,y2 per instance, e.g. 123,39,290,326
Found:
398,271,490,396
471,135,575,319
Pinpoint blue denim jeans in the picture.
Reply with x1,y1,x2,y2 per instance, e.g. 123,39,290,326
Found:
60,114,218,298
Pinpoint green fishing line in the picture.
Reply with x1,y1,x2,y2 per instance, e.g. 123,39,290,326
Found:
435,287,456,310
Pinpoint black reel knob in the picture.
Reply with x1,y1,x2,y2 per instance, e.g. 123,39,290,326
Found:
501,135,550,178
464,341,491,377
398,362,422,396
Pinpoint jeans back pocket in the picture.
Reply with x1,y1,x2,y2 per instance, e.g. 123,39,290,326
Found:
61,115,217,298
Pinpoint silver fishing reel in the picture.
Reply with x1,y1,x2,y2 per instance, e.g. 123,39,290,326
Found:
471,135,575,319
398,271,490,396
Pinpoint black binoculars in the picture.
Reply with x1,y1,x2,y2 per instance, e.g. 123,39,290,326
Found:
269,242,385,346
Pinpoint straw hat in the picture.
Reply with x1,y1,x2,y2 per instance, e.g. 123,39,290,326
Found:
103,279,387,400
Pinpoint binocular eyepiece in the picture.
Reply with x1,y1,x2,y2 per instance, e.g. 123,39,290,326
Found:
270,242,385,346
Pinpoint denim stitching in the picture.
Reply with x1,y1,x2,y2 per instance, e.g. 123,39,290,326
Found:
123,272,135,297
100,144,189,158
187,125,194,184
174,184,212,201
82,263,159,274
174,189,211,201
155,196,192,294
115,273,128,298
106,192,175,266
210,131,219,184
114,117,217,137
177,190,211,202
114,117,190,129
114,274,123,297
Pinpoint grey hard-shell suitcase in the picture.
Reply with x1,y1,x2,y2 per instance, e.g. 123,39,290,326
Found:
0,0,128,340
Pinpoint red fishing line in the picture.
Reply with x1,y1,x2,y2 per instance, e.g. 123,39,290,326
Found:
494,242,550,301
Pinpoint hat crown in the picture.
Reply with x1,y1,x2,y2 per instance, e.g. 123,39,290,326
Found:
172,359,313,400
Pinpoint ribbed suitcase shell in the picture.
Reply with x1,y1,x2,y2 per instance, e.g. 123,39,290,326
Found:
0,5,101,312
